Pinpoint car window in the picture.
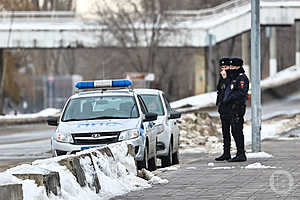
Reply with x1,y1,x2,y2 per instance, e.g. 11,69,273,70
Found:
162,94,172,114
61,96,139,121
137,95,148,114
140,94,165,116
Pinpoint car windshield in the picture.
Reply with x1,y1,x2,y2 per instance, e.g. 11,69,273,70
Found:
62,96,139,121
140,94,165,116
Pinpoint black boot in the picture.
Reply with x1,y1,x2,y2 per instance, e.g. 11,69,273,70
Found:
228,153,247,162
215,153,231,161
215,147,231,161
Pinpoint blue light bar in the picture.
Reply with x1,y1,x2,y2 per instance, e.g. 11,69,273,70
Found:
75,79,132,89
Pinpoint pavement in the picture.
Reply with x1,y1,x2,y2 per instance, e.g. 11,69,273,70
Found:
112,139,300,200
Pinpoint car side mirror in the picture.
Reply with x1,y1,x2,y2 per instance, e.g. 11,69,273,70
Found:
47,117,58,126
143,112,158,122
169,111,181,119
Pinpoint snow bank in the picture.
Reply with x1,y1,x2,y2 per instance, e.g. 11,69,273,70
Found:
0,108,61,126
178,113,222,152
170,92,217,110
138,169,169,185
244,114,300,145
246,152,273,159
171,65,300,110
245,162,276,169
0,142,163,200
0,108,61,119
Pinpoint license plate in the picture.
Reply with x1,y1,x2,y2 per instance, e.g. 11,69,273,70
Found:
81,144,106,150
81,146,98,150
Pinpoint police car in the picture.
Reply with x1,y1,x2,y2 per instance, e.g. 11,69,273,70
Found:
47,80,158,171
135,89,181,167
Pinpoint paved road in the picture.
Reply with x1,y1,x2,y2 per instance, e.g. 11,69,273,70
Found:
112,138,300,200
0,124,55,172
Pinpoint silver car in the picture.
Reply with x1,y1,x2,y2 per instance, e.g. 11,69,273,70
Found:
47,80,158,171
135,89,181,167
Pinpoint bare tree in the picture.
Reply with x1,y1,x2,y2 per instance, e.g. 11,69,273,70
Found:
95,0,177,73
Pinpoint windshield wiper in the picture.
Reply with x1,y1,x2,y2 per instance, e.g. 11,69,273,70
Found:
63,118,84,122
85,116,128,120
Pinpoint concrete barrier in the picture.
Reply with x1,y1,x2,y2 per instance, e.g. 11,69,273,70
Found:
13,171,61,196
0,184,23,200
0,142,144,200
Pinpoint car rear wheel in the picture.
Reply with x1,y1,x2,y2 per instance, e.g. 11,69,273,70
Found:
172,150,179,165
161,141,172,167
148,153,157,171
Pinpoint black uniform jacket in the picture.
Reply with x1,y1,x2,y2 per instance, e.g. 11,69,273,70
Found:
223,67,249,116
216,74,232,118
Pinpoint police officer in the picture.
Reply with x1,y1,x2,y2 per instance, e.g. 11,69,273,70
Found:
223,58,249,162
215,58,232,161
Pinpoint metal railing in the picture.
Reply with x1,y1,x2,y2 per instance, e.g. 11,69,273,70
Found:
165,0,249,17
0,11,75,19
165,0,300,18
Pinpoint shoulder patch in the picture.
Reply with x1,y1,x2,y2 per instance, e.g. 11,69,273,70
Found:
240,81,244,88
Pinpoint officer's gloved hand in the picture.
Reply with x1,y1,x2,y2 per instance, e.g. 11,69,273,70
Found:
220,70,227,79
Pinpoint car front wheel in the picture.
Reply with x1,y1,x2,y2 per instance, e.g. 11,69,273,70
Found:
161,141,172,167
137,145,148,170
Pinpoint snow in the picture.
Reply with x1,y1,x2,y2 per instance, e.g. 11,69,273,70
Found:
170,91,216,109
180,146,207,154
246,152,273,159
0,142,167,200
0,173,21,185
245,162,276,169
157,166,179,172
186,167,197,170
6,164,51,175
211,166,235,170
171,65,300,110
0,108,60,119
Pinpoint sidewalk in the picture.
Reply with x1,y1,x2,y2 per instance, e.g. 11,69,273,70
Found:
112,139,300,200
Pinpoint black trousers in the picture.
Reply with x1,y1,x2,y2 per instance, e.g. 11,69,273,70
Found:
231,115,245,155
221,115,245,155
220,117,231,154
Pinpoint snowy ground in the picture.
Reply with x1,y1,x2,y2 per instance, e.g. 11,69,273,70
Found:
178,112,300,155
0,142,168,200
0,108,60,120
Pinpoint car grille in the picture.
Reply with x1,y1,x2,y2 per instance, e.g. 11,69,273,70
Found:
72,132,120,145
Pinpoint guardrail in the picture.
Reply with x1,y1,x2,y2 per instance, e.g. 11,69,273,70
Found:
166,0,300,18
165,0,249,17
0,11,75,19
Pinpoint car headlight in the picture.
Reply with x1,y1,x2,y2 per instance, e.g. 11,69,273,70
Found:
55,131,74,143
119,129,139,141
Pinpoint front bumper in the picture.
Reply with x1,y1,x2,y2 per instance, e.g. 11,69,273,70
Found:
51,136,145,161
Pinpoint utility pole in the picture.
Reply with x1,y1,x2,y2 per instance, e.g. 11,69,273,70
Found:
0,49,4,115
251,0,261,152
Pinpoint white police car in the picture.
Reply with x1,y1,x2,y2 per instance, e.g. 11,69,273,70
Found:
47,80,158,171
135,89,181,167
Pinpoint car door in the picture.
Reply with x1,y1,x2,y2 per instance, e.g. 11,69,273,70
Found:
162,93,180,152
137,95,156,157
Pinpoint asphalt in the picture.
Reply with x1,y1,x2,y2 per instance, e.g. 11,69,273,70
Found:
112,139,300,200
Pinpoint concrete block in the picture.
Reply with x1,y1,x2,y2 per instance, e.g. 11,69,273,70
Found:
58,154,101,193
0,184,23,200
13,171,61,196
58,157,86,187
